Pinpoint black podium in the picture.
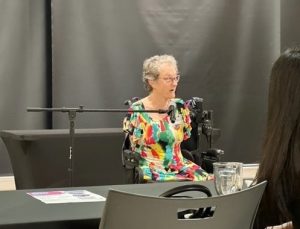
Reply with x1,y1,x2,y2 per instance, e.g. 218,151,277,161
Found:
0,128,127,189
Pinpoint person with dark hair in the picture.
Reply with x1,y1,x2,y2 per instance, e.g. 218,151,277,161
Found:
254,47,300,229
123,54,211,182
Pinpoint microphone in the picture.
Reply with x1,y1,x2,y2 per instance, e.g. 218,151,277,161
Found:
168,104,176,123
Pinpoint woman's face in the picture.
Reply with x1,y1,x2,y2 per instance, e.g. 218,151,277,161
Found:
150,63,179,99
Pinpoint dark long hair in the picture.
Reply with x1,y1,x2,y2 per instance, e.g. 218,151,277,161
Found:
254,47,300,229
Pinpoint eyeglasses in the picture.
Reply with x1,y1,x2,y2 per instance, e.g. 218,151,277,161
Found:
159,74,180,83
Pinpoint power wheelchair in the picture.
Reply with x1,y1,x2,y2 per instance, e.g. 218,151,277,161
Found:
122,97,224,183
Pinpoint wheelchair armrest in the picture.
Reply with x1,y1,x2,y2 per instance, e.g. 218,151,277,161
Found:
122,149,140,169
200,148,224,173
201,148,224,158
122,132,145,183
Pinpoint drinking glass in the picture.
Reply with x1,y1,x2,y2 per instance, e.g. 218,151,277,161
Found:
213,162,243,195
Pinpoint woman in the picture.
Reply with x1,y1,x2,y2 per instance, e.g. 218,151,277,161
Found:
123,55,211,182
254,48,300,229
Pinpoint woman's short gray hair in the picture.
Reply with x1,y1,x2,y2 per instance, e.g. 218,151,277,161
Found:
142,54,178,92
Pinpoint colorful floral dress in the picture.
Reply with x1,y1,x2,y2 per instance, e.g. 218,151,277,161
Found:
123,98,209,182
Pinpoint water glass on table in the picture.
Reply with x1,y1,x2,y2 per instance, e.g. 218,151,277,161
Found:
213,162,243,195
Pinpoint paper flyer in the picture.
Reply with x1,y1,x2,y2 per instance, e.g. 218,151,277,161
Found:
27,190,106,204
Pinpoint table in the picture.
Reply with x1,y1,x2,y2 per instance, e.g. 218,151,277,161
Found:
0,128,126,189
0,181,215,229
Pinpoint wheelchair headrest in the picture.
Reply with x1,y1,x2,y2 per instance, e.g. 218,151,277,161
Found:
124,97,140,106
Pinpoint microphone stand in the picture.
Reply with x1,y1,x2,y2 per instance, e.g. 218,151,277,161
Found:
200,110,214,148
27,105,169,187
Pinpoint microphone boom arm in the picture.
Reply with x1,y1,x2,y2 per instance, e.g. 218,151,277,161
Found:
27,106,168,114
27,105,169,187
